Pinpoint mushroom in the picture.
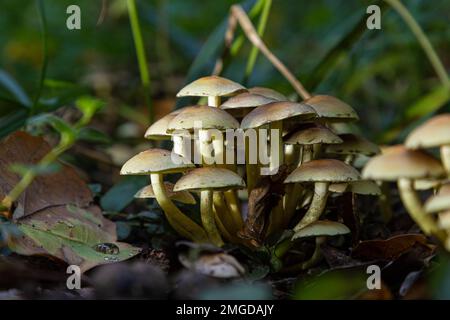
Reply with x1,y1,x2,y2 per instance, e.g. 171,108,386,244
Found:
325,133,381,164
248,86,287,101
302,95,359,123
284,159,361,232
328,180,381,196
220,92,276,119
176,75,246,107
120,148,208,242
283,124,343,223
405,114,450,175
174,167,246,246
290,220,350,270
134,182,196,205
362,145,446,239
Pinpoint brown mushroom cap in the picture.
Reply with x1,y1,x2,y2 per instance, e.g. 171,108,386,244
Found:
284,159,361,184
176,76,247,97
284,124,343,145
135,182,196,205
220,93,275,118
292,220,350,238
362,145,445,182
144,110,180,140
303,95,359,122
167,105,239,133
405,114,450,149
120,148,194,175
325,133,381,156
241,101,316,129
248,87,287,101
329,180,381,195
424,184,450,213
174,167,245,192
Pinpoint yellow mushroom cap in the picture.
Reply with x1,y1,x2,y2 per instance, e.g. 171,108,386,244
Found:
284,124,343,145
120,148,194,175
303,95,359,122
362,145,445,182
424,184,450,214
174,167,245,192
325,133,381,156
405,114,450,149
248,87,287,101
135,182,196,205
167,105,239,133
329,180,381,195
176,76,247,97
284,159,361,184
241,101,316,129
292,220,350,239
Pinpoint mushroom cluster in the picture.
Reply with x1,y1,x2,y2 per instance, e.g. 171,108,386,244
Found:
363,114,450,249
121,75,380,259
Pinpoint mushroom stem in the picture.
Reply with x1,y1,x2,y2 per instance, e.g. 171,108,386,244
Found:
344,154,355,165
312,143,321,159
201,190,224,246
173,135,190,159
246,130,260,193
441,145,450,176
283,237,325,273
293,182,329,231
208,96,221,107
150,173,208,242
302,145,313,163
213,192,240,237
270,120,284,171
397,178,446,241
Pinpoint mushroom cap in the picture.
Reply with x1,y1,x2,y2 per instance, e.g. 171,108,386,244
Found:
220,93,275,118
120,148,194,175
329,180,381,195
303,95,359,122
414,179,443,190
325,133,381,156
284,159,361,184
292,220,350,239
405,114,450,149
144,110,180,140
174,167,245,192
248,87,287,101
362,145,445,182
167,105,239,133
176,76,247,97
241,101,316,129
284,124,343,145
135,182,196,205
424,184,450,213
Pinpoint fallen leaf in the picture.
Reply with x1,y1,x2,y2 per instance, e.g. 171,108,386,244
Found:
352,234,432,261
0,131,92,218
179,252,245,279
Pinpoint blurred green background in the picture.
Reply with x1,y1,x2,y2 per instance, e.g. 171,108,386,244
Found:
1,0,449,143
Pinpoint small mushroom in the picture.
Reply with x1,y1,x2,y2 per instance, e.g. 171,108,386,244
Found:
284,159,361,231
405,114,450,175
325,133,381,164
220,92,276,119
248,86,287,101
329,180,381,196
362,145,446,239
174,167,246,247
291,220,350,270
121,148,208,242
302,95,359,122
134,182,196,205
424,184,450,214
176,75,246,107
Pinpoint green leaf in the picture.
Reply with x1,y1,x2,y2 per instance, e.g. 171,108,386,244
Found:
75,96,105,124
77,127,111,144
100,176,148,212
0,108,28,138
27,113,76,139
0,70,31,107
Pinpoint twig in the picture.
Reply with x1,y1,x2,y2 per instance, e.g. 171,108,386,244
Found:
230,5,311,99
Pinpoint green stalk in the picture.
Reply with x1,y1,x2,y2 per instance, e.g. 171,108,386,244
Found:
127,0,154,123
384,0,450,89
243,0,272,83
31,0,48,115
